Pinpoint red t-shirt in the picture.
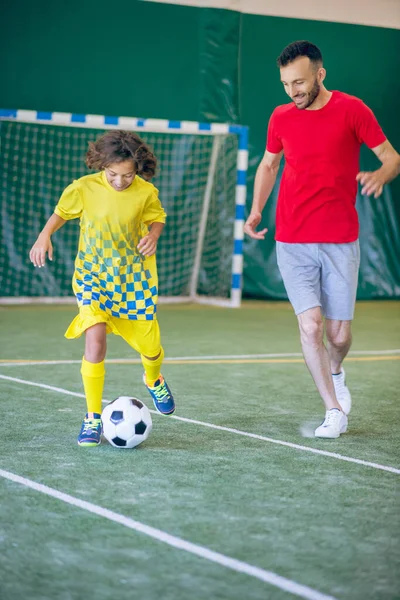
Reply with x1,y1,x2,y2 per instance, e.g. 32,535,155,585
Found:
266,91,386,243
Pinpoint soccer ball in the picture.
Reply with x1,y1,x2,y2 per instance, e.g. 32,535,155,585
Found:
101,396,152,448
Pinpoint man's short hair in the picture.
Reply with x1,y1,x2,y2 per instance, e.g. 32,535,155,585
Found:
277,41,323,68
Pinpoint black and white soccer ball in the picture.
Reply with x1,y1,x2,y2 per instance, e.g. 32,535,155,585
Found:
101,396,152,448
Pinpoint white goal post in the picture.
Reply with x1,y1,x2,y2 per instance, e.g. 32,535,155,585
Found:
0,109,248,307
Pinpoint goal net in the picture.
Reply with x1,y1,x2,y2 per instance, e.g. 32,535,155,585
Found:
0,110,248,307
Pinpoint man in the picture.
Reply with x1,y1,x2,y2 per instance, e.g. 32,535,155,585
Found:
244,40,400,439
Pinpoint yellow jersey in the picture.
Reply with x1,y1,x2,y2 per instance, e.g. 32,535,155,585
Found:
55,171,166,320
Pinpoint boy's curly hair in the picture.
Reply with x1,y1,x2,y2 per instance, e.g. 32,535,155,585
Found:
86,130,157,180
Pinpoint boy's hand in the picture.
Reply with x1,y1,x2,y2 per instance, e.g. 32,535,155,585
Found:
137,234,157,257
29,235,53,267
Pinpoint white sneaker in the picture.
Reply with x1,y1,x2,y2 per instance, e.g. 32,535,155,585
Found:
315,409,348,439
332,368,352,415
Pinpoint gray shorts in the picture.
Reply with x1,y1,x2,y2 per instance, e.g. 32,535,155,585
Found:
276,241,360,320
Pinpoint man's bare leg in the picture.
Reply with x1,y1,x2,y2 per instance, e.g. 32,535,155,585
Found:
325,319,352,374
325,319,353,414
297,307,341,410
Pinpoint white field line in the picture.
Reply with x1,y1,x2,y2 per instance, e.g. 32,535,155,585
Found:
1,373,399,475
0,348,399,367
0,469,336,600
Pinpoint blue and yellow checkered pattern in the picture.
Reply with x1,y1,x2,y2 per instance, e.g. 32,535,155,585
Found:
73,218,158,320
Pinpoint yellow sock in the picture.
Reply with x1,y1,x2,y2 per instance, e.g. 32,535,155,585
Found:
142,347,164,386
81,357,105,415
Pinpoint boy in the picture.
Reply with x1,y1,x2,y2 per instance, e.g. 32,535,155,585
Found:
30,130,175,446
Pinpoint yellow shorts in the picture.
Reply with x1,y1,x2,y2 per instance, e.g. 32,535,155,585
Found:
65,306,161,357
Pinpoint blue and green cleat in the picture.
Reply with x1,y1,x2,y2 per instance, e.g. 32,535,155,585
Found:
77,413,102,446
143,374,175,415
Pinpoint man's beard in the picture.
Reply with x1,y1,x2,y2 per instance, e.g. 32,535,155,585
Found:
295,79,320,109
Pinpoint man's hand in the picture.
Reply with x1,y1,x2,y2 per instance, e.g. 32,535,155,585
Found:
137,234,158,257
356,170,385,198
244,211,268,240
29,235,53,267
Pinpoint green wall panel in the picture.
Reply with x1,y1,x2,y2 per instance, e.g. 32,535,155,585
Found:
0,0,202,120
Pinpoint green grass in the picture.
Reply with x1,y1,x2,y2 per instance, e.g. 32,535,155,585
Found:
0,301,399,600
